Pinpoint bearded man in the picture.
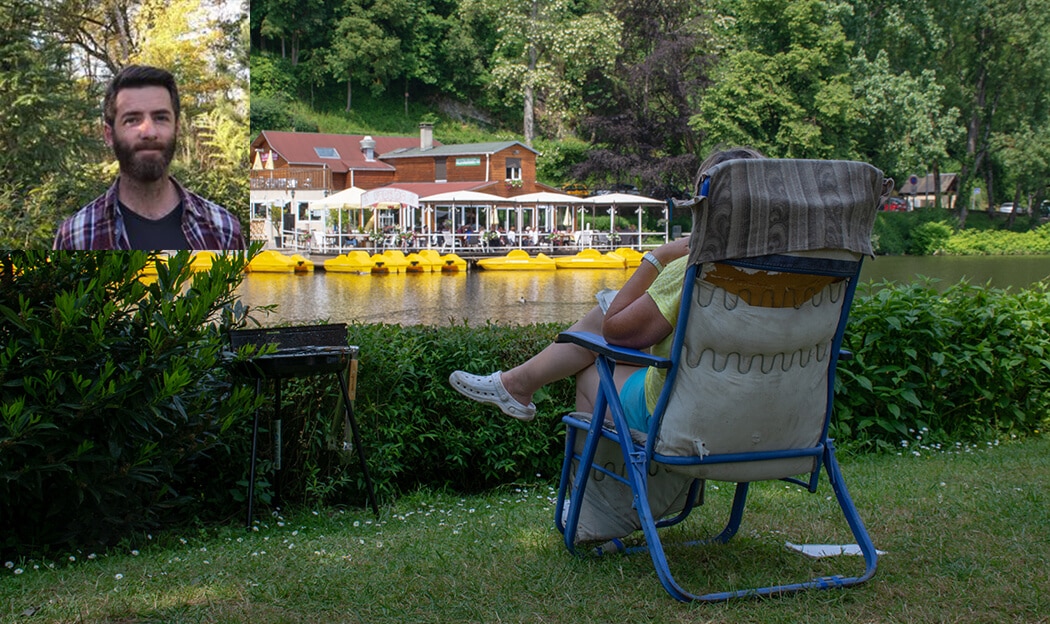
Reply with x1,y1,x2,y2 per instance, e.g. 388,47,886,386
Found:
53,65,245,250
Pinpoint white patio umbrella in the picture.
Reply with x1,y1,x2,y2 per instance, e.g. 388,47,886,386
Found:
584,193,665,248
308,186,366,234
362,187,419,233
419,190,505,251
514,191,583,232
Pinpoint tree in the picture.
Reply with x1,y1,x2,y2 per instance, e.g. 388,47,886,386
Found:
0,0,102,248
326,0,404,110
934,0,1050,226
572,0,712,196
689,0,857,158
850,51,961,197
463,0,621,144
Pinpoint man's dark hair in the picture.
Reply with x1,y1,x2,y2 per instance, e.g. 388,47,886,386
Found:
102,65,180,128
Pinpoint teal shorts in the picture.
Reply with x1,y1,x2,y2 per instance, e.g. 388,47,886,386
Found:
619,368,650,432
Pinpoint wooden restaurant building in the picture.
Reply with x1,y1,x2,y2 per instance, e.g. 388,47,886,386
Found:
249,123,564,246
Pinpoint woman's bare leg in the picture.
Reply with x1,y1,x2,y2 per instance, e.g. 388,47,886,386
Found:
498,304,605,406
573,362,643,414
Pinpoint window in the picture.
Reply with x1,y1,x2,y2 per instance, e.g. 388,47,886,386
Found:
314,147,340,159
435,158,447,181
506,157,522,181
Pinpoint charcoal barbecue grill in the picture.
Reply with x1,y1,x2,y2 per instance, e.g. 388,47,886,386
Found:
226,323,378,525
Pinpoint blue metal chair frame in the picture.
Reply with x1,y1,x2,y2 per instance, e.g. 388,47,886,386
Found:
553,174,879,602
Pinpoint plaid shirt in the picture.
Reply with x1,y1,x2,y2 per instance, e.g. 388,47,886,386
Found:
53,177,246,250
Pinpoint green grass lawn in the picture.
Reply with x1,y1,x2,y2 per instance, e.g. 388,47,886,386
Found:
3,436,1048,623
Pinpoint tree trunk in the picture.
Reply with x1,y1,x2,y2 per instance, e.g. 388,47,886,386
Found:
346,76,353,111
523,43,538,146
522,1,539,146
958,56,989,230
932,162,941,209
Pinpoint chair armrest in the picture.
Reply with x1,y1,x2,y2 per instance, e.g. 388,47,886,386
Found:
555,330,672,369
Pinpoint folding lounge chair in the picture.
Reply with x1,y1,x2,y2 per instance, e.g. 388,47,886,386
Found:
554,158,887,602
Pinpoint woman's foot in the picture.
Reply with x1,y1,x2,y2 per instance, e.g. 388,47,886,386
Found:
448,370,537,421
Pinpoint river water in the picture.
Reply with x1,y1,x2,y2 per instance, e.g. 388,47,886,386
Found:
235,254,1050,327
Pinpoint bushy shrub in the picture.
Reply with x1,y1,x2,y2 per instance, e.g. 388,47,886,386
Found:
872,211,911,255
835,280,1050,451
910,221,953,255
0,252,263,557
250,95,293,135
943,223,1050,255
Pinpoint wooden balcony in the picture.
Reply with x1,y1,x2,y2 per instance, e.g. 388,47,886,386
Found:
251,167,333,193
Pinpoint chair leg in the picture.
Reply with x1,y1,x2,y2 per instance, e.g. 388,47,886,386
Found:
556,418,608,552
823,440,879,583
714,482,749,544
626,450,877,602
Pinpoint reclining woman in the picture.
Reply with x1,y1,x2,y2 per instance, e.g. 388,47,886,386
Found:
451,146,776,432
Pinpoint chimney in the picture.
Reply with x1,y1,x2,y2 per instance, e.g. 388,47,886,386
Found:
419,122,433,151
360,135,376,161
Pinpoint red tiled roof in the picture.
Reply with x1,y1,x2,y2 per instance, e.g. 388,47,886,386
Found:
252,131,439,174
374,181,504,198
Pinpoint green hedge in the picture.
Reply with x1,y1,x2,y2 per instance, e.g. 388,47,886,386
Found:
836,280,1050,450
872,208,1050,256
275,282,1050,507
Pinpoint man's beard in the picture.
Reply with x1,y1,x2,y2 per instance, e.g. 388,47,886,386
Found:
112,133,176,183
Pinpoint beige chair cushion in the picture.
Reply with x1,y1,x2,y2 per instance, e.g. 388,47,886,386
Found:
654,252,855,482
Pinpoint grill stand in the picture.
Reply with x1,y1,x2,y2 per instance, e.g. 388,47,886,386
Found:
241,354,379,527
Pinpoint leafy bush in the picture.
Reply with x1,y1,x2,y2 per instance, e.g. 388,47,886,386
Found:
910,221,953,255
250,94,293,135
943,223,1050,255
0,252,263,556
835,280,1050,451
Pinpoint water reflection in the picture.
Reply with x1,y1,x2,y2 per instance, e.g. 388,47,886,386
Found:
237,255,1050,327
238,269,633,326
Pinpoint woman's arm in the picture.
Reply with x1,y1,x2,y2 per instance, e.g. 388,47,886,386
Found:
602,237,691,349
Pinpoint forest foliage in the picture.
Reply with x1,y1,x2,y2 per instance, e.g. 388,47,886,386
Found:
251,0,1050,219
0,0,250,249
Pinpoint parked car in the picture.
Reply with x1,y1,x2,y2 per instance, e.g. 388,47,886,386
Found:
998,202,1017,214
881,197,908,211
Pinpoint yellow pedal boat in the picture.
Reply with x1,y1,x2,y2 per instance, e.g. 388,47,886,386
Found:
289,254,314,272
369,250,408,274
190,251,216,271
438,253,467,272
613,247,644,268
406,250,440,273
554,248,627,269
247,250,300,273
324,251,376,273
477,249,557,270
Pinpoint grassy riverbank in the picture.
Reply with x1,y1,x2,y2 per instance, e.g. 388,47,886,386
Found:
3,435,1047,623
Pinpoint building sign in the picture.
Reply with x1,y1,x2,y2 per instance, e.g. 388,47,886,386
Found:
456,157,481,167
